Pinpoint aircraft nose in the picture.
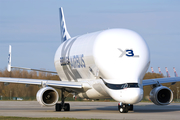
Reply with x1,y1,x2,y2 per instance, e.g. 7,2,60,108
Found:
109,88,143,104
123,88,143,104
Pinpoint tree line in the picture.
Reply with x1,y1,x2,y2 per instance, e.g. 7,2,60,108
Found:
0,69,179,101
143,72,180,101
0,69,60,99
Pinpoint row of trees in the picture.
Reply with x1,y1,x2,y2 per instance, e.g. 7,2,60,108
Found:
0,69,60,99
0,69,59,80
143,72,180,101
0,69,179,101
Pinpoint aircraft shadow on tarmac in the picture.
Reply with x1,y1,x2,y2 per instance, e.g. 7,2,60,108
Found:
72,104,180,113
1,102,180,113
133,104,180,113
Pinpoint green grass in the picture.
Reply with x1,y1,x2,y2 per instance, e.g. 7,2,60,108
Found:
0,116,108,120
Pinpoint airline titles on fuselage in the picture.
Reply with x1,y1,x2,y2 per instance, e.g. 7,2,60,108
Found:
60,54,86,69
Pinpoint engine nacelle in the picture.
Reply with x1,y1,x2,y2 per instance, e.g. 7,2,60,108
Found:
36,87,59,106
149,86,173,105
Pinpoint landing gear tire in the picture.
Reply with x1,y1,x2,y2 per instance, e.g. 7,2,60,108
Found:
128,104,133,111
55,89,70,112
64,103,70,111
118,103,128,113
119,107,128,113
56,103,62,111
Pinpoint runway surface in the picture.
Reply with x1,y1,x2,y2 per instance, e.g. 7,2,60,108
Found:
0,101,180,120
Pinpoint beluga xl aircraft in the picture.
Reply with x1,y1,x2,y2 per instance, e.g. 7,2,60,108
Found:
0,7,180,113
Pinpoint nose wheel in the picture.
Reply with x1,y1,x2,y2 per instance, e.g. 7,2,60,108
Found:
118,102,133,113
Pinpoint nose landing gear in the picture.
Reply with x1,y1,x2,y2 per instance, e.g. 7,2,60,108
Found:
118,102,133,113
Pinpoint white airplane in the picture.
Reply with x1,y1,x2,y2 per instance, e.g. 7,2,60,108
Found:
0,7,180,113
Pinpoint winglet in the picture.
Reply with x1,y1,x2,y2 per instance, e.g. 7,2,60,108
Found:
7,45,11,72
59,7,71,43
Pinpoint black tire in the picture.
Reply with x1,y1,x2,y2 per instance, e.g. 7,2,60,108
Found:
118,105,128,113
124,108,128,113
118,104,120,110
119,107,123,113
64,103,70,111
119,107,128,113
55,103,62,111
128,104,133,111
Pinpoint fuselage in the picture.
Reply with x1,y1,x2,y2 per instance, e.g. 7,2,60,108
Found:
54,28,150,104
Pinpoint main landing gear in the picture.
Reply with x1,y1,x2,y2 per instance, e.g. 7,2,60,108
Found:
56,88,70,111
118,102,133,113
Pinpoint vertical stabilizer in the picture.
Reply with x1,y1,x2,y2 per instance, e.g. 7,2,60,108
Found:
165,67,170,77
59,7,71,43
7,45,11,72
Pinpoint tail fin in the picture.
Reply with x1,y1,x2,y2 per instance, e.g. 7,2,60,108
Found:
7,45,11,72
59,7,71,43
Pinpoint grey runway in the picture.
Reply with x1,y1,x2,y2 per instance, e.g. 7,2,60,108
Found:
0,101,180,120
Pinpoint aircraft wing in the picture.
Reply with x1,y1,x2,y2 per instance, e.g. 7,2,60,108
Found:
0,77,82,89
142,77,180,86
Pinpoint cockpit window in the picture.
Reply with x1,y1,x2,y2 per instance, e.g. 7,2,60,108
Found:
104,82,139,90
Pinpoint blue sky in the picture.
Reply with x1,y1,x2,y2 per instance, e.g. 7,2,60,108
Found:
0,0,180,76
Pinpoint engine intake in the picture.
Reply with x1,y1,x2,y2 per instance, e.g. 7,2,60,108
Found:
36,87,59,106
149,86,173,105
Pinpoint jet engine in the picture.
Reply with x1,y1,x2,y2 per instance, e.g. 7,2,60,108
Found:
149,86,173,105
36,87,59,106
